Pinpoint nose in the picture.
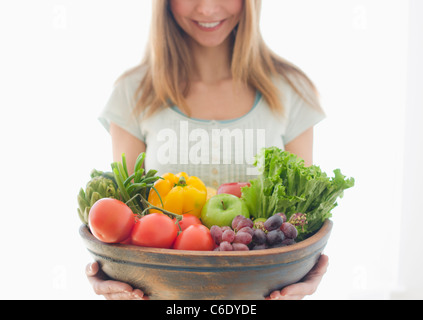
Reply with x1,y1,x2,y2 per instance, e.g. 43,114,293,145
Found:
195,0,220,17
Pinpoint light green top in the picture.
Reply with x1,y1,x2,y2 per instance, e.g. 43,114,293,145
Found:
99,69,325,188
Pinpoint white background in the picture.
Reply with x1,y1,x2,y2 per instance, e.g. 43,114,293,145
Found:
0,0,421,299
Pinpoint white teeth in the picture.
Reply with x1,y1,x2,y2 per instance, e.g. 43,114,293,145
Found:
197,21,221,28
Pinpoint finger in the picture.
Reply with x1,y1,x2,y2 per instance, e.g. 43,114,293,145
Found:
303,254,329,283
280,272,323,297
93,278,135,296
266,294,306,300
132,289,147,300
86,262,110,281
311,254,329,275
103,290,145,300
266,290,306,301
85,262,99,277
277,295,306,300
86,263,134,296
85,262,148,300
280,281,319,297
269,290,282,300
279,254,329,297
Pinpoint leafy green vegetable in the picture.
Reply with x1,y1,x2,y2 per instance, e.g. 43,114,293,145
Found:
241,147,355,240
111,152,163,216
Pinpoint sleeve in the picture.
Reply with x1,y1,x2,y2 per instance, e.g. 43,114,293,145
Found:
98,77,146,142
282,90,326,144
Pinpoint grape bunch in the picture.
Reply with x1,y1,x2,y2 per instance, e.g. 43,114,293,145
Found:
210,213,301,251
250,213,299,250
210,215,254,251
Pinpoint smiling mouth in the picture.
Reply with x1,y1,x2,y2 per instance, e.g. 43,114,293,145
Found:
194,20,225,30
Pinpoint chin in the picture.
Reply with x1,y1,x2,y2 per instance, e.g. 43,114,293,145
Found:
198,41,226,48
193,35,232,49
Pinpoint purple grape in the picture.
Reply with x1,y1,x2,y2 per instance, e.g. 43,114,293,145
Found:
232,243,250,251
219,241,233,251
266,229,285,246
222,229,235,243
252,228,266,245
264,215,283,231
276,212,287,223
231,215,245,230
280,222,298,239
238,227,254,237
235,218,254,230
234,231,252,245
210,225,223,245
221,226,232,232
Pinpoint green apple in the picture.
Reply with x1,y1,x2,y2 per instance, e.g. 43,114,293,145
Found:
200,194,250,229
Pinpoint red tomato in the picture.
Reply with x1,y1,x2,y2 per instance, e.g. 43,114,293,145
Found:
173,224,215,251
174,214,202,231
131,213,178,249
89,198,135,243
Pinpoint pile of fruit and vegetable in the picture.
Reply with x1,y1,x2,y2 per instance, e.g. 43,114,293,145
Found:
77,147,354,252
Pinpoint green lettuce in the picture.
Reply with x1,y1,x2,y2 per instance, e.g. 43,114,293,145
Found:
241,147,355,240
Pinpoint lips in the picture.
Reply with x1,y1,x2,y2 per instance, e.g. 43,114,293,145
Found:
193,19,225,31
197,21,221,28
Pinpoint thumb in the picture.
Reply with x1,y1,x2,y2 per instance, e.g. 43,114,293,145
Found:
85,261,99,277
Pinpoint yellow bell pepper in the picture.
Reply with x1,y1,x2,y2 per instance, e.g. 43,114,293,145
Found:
147,172,207,218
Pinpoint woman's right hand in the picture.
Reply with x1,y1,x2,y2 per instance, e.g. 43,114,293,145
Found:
86,262,148,300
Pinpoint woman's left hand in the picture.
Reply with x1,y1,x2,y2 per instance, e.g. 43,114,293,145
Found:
265,254,329,300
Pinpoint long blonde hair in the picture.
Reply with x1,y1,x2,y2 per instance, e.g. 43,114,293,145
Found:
123,0,323,118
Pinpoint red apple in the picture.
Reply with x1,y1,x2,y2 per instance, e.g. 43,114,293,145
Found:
217,182,251,198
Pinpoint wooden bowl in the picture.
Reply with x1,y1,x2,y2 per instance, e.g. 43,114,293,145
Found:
80,220,332,300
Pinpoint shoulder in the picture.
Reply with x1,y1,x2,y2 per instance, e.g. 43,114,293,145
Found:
269,74,302,112
270,71,323,116
270,75,295,96
113,65,148,96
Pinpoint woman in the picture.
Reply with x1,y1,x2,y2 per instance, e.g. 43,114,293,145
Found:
87,0,329,300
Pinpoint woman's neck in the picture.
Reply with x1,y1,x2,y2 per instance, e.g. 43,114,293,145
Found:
187,36,233,84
